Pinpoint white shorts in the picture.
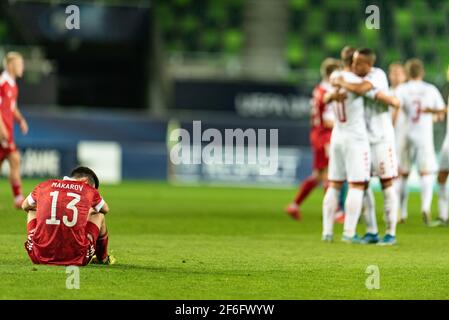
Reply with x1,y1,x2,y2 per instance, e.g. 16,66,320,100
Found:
399,137,437,174
328,137,371,183
371,141,398,180
439,136,449,172
395,128,407,161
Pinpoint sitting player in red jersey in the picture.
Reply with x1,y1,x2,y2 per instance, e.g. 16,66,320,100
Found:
285,58,340,220
21,166,115,266
0,52,29,208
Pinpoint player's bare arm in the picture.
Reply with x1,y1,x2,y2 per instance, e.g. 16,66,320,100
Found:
89,201,110,215
323,90,347,103
421,107,446,114
374,92,400,109
0,115,8,141
21,197,35,212
331,77,373,95
13,104,28,135
98,201,110,214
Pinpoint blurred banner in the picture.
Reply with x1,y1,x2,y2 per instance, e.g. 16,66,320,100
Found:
9,107,425,189
14,108,168,181
10,108,310,186
173,79,311,119
169,147,310,187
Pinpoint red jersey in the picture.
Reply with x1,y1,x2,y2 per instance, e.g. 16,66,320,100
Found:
0,71,18,142
310,82,334,135
26,177,105,266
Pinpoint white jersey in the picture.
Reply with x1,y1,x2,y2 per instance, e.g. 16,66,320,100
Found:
320,81,336,123
439,96,449,172
329,70,367,141
395,80,445,145
363,67,395,144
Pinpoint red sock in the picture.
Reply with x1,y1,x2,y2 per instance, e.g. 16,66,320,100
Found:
95,233,109,262
294,176,320,205
11,180,23,199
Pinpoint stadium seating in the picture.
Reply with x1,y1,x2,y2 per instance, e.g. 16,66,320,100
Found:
287,0,449,86
156,0,244,55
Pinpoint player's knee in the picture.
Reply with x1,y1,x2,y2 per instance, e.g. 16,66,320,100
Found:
380,178,394,189
438,172,448,184
349,182,366,190
88,213,104,229
9,152,20,168
317,169,328,181
328,181,342,189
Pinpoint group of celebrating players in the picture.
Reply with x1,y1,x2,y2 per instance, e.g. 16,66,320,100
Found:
1,51,114,266
285,46,449,245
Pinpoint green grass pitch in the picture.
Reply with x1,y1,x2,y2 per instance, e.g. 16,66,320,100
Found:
1,179,449,299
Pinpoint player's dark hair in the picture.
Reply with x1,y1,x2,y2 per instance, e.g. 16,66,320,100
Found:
70,166,100,189
340,46,356,67
405,58,425,79
356,48,376,65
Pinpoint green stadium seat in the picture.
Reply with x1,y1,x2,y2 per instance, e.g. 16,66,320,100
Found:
180,14,199,34
434,38,449,59
415,37,434,54
307,46,326,70
156,4,176,35
173,0,191,8
0,22,6,42
305,9,325,36
384,48,402,64
223,29,243,55
208,0,229,26
325,0,359,10
323,32,345,53
286,34,305,67
157,0,244,54
290,0,309,11
394,8,414,38
360,22,382,47
167,39,183,52
200,28,221,52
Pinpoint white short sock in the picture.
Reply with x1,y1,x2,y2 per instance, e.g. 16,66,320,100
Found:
420,174,434,214
397,176,409,220
438,182,448,221
343,188,364,238
362,188,378,234
322,187,339,237
383,185,398,236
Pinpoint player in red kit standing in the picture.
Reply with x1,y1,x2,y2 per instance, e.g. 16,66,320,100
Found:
0,52,29,208
285,58,340,220
21,167,115,266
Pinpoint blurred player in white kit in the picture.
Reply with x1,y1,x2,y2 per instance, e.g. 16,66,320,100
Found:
388,63,408,222
435,69,449,226
395,59,446,225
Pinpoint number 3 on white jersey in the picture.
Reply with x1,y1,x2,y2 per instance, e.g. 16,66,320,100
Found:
46,191,81,227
